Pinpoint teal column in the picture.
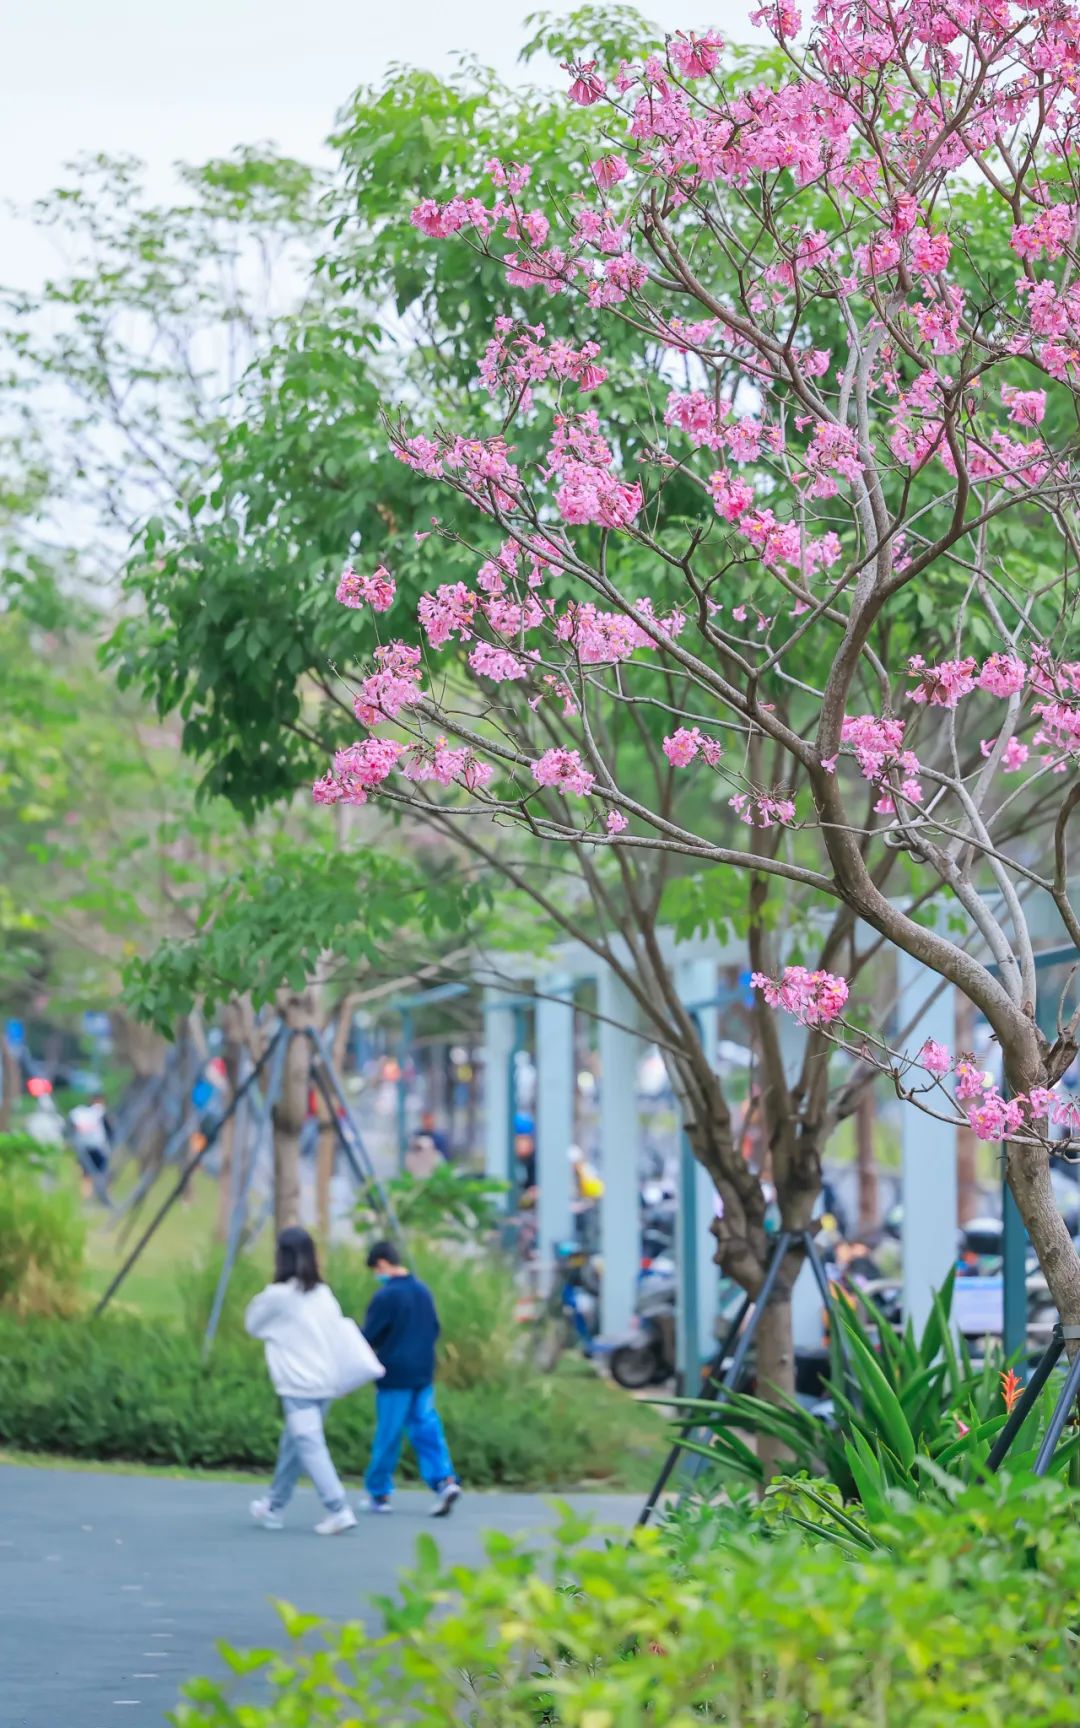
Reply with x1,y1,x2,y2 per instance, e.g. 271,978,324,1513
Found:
675,958,720,1390
536,976,575,1270
482,989,515,1199
897,951,958,1334
598,967,640,1335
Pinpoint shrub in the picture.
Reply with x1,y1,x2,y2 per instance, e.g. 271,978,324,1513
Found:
0,1135,85,1317
678,1270,1074,1501
173,1473,1080,1725
0,1311,660,1488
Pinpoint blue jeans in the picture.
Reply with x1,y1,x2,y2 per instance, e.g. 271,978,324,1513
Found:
365,1385,455,1499
269,1397,347,1514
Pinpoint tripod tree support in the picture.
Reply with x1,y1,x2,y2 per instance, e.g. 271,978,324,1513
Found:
201,1031,291,1355
638,1228,839,1527
987,1322,1080,1476
93,1029,285,1319
95,1021,401,1333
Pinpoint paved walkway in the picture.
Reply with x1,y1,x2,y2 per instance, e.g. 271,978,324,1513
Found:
1,1465,636,1728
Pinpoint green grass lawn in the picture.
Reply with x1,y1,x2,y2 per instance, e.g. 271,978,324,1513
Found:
82,1165,226,1320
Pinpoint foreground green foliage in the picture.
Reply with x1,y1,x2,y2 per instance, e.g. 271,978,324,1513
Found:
174,1474,1080,1726
678,1272,1076,1502
0,1247,661,1489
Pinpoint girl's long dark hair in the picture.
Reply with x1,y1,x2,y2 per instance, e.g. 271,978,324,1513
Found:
274,1226,321,1292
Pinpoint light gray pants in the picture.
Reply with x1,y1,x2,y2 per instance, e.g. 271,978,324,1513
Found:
268,1397,347,1514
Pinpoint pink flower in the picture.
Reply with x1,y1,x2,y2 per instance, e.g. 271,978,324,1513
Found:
729,792,796,828
981,735,1030,772
336,564,396,613
317,737,405,806
564,60,604,106
708,470,754,521
669,29,724,77
468,642,527,682
907,655,977,708
1002,385,1046,427
592,155,629,190
751,966,849,1027
909,228,951,276
606,809,628,834
978,654,1027,698
918,1039,951,1076
954,1060,993,1102
531,747,595,797
663,727,702,766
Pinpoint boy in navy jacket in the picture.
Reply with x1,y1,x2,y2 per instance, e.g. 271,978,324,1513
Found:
360,1240,460,1516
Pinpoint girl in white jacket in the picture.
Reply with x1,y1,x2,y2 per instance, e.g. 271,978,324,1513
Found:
245,1227,357,1535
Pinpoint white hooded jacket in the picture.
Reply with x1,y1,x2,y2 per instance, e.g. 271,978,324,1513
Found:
244,1278,347,1400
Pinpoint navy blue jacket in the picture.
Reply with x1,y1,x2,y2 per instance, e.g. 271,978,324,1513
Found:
362,1273,440,1391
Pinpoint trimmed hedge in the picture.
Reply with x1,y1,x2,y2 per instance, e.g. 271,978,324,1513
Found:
0,1312,660,1489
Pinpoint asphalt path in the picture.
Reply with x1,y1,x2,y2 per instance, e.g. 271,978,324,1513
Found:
1,1465,637,1728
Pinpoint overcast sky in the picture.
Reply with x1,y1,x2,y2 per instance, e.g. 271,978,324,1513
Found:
1,0,749,287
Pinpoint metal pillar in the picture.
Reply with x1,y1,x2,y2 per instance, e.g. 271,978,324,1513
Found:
536,976,576,1270
598,967,639,1336
675,959,720,1389
482,989,515,1196
897,950,958,1334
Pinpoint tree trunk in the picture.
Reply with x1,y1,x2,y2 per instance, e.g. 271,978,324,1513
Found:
855,1085,878,1235
272,991,312,1237
754,1293,796,1477
315,1123,335,1242
0,1038,19,1132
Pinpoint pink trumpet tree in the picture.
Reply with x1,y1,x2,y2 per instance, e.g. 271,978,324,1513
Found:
319,1,1080,1340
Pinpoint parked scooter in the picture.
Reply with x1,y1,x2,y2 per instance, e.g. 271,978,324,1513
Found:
530,1240,602,1372
608,1260,677,1388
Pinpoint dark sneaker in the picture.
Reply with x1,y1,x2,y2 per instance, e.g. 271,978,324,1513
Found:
431,1479,462,1519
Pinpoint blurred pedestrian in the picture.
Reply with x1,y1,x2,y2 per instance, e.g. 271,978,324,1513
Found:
360,1239,460,1517
69,1093,112,1202
245,1227,359,1536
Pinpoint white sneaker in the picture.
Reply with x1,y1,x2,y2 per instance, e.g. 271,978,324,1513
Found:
360,1495,393,1515
315,1506,358,1536
250,1497,284,1531
431,1480,461,1519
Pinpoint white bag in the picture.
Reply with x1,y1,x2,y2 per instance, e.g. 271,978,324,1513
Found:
331,1317,385,1397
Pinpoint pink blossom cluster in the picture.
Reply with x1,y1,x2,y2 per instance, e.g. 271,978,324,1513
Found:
468,641,528,682
729,791,796,828
906,655,978,708
1002,385,1047,427
669,29,725,77
661,727,724,767
548,409,642,529
531,747,595,797
402,740,494,791
555,598,685,665
751,966,849,1026
1010,205,1074,261
916,1044,1080,1144
478,317,607,408
980,735,1030,772
336,564,396,613
799,421,863,499
353,642,424,727
708,469,754,521
903,651,1034,712
312,737,405,807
